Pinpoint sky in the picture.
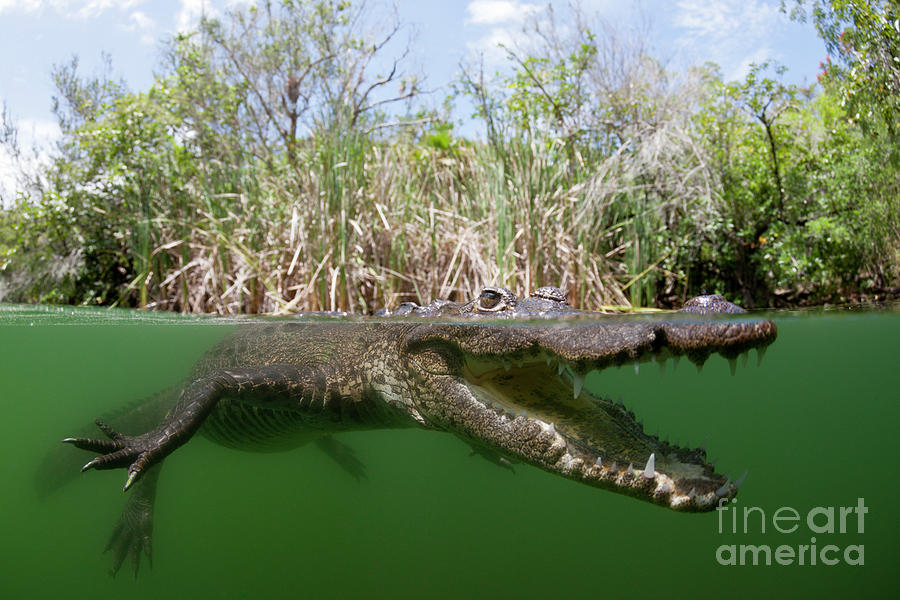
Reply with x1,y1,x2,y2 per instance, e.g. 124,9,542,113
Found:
0,0,827,201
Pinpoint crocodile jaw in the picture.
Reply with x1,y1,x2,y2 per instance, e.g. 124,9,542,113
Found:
404,318,776,511
444,354,731,511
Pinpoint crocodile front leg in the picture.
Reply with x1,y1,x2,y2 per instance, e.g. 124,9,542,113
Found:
63,365,319,490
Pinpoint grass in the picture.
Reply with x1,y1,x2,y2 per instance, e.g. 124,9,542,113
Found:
108,133,651,315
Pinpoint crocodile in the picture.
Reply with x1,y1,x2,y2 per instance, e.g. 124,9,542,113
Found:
57,286,776,577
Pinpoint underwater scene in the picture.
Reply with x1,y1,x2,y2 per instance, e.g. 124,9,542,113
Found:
0,304,897,599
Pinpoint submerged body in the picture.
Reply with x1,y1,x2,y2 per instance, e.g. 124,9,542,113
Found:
59,287,776,576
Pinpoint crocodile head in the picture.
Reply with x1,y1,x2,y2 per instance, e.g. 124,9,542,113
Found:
399,288,776,511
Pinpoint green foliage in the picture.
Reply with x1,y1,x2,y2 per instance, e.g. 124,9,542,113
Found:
784,0,900,142
673,61,898,304
422,122,454,151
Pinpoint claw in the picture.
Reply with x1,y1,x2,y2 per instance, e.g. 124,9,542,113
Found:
123,470,139,492
81,458,100,472
62,436,121,453
94,418,124,440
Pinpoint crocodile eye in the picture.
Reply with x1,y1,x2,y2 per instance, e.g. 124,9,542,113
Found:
475,287,515,312
479,290,502,309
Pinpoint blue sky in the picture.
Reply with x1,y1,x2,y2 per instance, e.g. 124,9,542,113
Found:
0,0,826,199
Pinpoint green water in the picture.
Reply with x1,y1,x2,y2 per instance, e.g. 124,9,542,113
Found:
1,304,897,599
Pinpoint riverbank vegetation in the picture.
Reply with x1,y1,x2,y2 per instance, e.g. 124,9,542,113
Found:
1,0,897,313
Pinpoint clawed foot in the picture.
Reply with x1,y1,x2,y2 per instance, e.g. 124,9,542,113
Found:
63,419,159,491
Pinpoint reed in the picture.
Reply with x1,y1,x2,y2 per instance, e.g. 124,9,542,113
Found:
114,127,658,314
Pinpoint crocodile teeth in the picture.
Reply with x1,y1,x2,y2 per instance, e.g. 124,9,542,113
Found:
572,373,585,398
610,461,618,472
728,357,737,376
626,463,634,475
557,362,565,376
658,359,665,377
688,487,697,499
642,453,656,479
741,351,749,368
502,358,511,371
756,345,767,367
734,470,749,488
594,456,602,467
536,419,556,435
715,479,732,497
673,355,681,370
634,361,640,375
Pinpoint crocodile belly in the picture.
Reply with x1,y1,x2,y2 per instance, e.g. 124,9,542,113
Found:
200,397,320,452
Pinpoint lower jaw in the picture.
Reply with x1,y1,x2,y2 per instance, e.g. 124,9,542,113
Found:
533,427,733,511
460,376,731,510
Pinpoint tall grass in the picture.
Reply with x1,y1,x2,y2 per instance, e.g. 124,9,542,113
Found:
117,130,650,314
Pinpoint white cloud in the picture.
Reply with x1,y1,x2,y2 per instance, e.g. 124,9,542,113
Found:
71,1,117,19
0,146,20,205
730,46,775,81
0,0,42,14
129,9,154,30
0,0,142,19
120,10,157,45
0,118,59,206
673,0,787,80
467,27,518,67
577,0,618,14
675,0,780,42
466,1,538,26
18,118,59,147
176,0,216,33
464,1,542,67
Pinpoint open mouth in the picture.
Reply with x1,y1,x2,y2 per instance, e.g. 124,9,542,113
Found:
459,345,753,511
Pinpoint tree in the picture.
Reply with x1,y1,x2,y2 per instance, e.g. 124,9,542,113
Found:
170,0,421,171
784,0,900,141
683,60,899,306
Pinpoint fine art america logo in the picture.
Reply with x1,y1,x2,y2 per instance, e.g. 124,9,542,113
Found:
714,498,867,566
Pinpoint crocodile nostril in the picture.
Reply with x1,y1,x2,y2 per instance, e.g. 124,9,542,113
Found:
532,286,567,303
